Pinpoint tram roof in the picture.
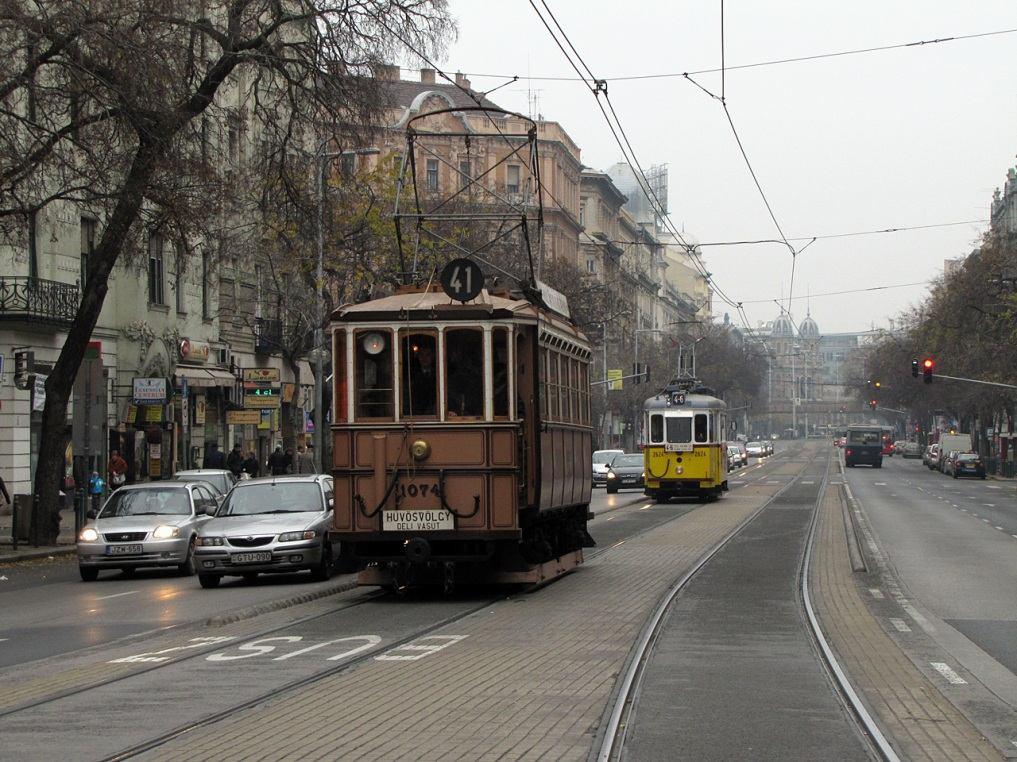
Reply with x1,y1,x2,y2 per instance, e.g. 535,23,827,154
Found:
643,393,727,412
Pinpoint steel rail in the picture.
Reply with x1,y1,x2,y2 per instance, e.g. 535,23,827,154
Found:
799,459,902,762
595,449,821,762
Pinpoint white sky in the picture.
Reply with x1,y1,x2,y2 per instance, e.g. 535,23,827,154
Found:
431,1,1017,334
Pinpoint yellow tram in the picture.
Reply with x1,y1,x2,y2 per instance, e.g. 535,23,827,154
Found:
642,385,729,502
327,281,595,590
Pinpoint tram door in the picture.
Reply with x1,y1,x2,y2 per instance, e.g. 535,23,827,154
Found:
516,329,537,508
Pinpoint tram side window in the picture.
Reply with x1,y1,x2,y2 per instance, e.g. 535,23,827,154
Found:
493,328,510,418
333,330,347,422
400,331,438,418
539,348,548,418
694,413,709,443
548,350,560,420
582,362,590,425
650,414,664,443
568,358,578,424
446,329,484,418
666,416,692,443
355,330,393,419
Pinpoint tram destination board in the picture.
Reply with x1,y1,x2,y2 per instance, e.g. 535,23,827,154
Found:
440,258,484,302
383,509,454,532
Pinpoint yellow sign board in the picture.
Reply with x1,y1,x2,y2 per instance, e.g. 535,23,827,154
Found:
608,369,623,391
244,395,281,409
243,368,280,382
226,410,262,425
143,405,163,422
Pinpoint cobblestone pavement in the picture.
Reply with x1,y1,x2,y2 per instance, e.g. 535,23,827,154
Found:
138,465,804,761
810,483,1003,761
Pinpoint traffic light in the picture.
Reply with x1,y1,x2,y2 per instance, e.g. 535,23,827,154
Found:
873,380,881,389
922,358,934,384
869,399,877,410
911,358,919,378
632,363,640,385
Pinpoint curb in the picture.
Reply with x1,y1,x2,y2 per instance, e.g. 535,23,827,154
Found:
205,577,360,627
0,546,76,564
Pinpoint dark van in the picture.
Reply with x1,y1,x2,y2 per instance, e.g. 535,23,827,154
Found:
844,425,883,468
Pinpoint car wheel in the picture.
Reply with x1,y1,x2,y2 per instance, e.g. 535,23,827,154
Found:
310,541,334,582
177,537,196,576
79,566,99,582
198,574,221,589
120,567,136,577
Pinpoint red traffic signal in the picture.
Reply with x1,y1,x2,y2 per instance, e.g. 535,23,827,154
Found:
869,399,877,410
922,358,934,384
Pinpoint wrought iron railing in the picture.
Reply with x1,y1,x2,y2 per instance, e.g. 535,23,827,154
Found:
0,276,79,325
254,316,282,353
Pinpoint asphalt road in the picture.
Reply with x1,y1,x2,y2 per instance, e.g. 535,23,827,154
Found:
844,453,1017,681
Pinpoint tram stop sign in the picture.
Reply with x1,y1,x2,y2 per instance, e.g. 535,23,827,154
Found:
440,258,484,302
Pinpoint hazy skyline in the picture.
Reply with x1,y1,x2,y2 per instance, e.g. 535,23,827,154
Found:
432,1,1016,334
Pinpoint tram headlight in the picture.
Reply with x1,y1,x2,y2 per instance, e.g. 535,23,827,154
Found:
409,438,431,462
362,332,386,355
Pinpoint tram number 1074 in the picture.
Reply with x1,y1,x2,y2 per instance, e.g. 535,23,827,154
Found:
394,481,441,500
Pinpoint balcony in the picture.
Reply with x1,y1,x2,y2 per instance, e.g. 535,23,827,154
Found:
254,316,282,353
0,276,79,326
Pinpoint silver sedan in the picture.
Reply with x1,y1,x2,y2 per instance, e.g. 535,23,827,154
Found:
77,481,221,581
193,475,336,588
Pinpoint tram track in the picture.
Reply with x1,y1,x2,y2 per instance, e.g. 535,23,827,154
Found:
595,445,893,761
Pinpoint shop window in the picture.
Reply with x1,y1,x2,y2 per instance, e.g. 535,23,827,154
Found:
493,328,509,419
445,329,484,418
355,330,393,419
400,331,438,418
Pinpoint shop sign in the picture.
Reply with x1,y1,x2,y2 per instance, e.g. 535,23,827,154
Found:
194,395,206,425
179,339,210,363
243,368,280,382
282,383,296,403
125,404,138,424
142,405,164,423
258,409,272,430
226,410,262,425
244,392,281,409
134,377,168,402
32,374,47,412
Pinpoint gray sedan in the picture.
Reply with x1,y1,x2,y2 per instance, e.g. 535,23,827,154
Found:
605,453,645,493
77,481,221,581
171,469,237,496
193,475,336,588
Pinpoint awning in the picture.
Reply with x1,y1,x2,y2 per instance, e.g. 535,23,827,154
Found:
175,365,237,388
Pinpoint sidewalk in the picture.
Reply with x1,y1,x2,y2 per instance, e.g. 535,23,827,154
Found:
0,507,77,564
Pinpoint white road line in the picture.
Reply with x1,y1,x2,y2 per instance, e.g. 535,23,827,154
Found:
982,518,991,523
0,638,8,643
996,527,1004,531
984,504,996,507
1012,535,1017,540
96,590,139,601
931,662,968,685
889,618,911,633
988,486,1001,489
960,509,968,512
801,481,815,485
951,504,959,508
869,588,885,599
874,482,887,486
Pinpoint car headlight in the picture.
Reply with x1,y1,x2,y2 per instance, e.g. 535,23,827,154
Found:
641,471,645,478
278,530,317,542
79,527,99,542
152,525,180,540
606,472,616,480
196,536,224,546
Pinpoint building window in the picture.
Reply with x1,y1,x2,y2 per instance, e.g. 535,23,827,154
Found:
459,160,470,191
426,159,439,191
148,233,165,305
28,210,38,280
507,165,520,194
587,256,596,274
201,250,211,319
80,217,96,287
579,199,586,226
175,242,186,313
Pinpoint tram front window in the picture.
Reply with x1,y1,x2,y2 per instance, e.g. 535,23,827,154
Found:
355,330,393,419
446,329,484,418
666,416,692,443
401,332,438,417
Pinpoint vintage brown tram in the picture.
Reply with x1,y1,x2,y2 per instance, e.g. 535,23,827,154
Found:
328,282,594,589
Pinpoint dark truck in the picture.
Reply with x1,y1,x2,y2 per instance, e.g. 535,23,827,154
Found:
844,425,883,468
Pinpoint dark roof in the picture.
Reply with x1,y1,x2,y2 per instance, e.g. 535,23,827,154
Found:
381,79,503,112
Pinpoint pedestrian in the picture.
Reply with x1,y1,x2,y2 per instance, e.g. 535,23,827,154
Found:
88,470,105,514
226,443,244,478
203,443,226,469
284,447,295,474
267,445,287,476
242,451,259,478
107,449,128,491
295,444,315,474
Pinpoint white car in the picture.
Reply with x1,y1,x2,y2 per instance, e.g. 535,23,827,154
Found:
745,441,765,457
592,449,624,487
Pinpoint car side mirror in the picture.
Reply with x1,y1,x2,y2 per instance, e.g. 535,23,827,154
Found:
86,509,98,520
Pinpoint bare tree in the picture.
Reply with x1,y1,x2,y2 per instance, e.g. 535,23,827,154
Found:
0,0,453,543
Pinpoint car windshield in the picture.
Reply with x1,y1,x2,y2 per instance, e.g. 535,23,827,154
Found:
957,453,978,461
848,430,880,445
219,482,322,516
172,473,226,493
593,451,620,464
99,489,191,517
747,442,761,448
613,455,642,467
